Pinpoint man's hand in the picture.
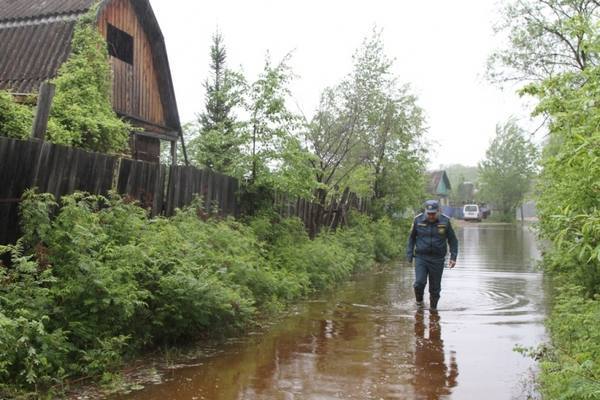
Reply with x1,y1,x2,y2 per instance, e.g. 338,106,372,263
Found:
449,260,456,269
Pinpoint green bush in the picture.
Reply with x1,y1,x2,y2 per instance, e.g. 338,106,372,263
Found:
0,249,70,389
0,190,406,395
373,216,405,263
539,285,600,400
0,91,33,139
335,213,376,270
522,53,600,397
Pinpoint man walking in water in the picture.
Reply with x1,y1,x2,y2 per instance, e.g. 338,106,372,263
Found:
406,200,458,310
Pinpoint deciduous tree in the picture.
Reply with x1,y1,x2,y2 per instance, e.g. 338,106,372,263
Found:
488,0,600,83
478,120,538,221
306,29,427,213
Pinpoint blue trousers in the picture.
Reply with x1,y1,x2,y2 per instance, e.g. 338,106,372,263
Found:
413,256,445,298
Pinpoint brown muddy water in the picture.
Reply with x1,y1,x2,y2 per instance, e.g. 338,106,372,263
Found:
116,223,546,400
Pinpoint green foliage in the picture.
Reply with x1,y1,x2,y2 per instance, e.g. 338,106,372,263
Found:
539,285,600,400
188,31,247,173
372,215,405,263
487,0,600,83
492,2,600,395
478,119,538,222
0,91,33,139
524,62,600,296
245,55,319,198
306,28,427,215
0,242,69,390
370,150,426,218
185,28,425,214
522,72,600,400
443,164,479,204
199,31,239,134
185,43,319,200
0,190,404,395
19,190,57,248
48,12,131,153
183,28,425,216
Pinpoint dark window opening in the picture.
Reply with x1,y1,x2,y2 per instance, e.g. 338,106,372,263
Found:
107,24,133,64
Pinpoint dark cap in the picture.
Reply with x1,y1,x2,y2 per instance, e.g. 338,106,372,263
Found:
424,200,439,214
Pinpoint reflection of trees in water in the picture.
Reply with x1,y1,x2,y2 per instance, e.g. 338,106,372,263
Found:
463,225,539,271
238,301,379,398
242,271,416,398
413,310,458,400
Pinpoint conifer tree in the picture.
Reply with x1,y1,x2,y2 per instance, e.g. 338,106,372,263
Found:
190,31,244,173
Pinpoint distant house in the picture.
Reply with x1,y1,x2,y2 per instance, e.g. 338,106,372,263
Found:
0,0,182,163
427,170,452,207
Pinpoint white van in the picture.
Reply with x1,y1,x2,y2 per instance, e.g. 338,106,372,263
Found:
463,204,481,222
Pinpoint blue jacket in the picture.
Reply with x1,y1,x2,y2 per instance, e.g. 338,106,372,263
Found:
406,213,458,262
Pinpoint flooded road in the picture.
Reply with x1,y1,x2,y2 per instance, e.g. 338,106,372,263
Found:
119,223,546,400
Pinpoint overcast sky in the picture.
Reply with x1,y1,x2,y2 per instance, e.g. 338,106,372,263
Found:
150,0,538,168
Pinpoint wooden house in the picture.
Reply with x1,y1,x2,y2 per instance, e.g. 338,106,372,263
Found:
0,0,182,163
427,170,452,207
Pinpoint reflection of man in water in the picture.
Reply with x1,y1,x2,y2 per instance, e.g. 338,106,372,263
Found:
414,310,458,399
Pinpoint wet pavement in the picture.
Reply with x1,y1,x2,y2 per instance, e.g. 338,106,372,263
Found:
118,223,546,400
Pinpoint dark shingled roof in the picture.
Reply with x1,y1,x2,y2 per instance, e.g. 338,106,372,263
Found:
0,20,76,92
0,0,93,93
0,0,182,135
0,0,94,22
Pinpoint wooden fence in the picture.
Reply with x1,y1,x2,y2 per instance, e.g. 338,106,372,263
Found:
0,137,367,244
272,188,369,237
0,137,238,244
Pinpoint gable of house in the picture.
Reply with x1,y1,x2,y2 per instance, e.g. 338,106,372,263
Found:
427,170,452,196
0,0,181,161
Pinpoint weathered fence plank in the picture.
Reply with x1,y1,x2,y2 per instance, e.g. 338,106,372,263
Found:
0,138,118,243
0,137,367,244
117,158,166,216
31,82,55,140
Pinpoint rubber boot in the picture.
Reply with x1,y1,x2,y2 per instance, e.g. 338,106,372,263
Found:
414,288,424,306
430,295,439,311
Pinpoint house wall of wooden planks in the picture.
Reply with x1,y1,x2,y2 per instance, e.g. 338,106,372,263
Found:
97,0,167,130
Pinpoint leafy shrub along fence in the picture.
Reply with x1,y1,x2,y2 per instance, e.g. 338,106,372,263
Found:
0,137,367,244
0,191,402,395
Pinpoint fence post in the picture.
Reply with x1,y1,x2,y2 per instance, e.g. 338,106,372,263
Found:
170,140,178,165
31,82,55,140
